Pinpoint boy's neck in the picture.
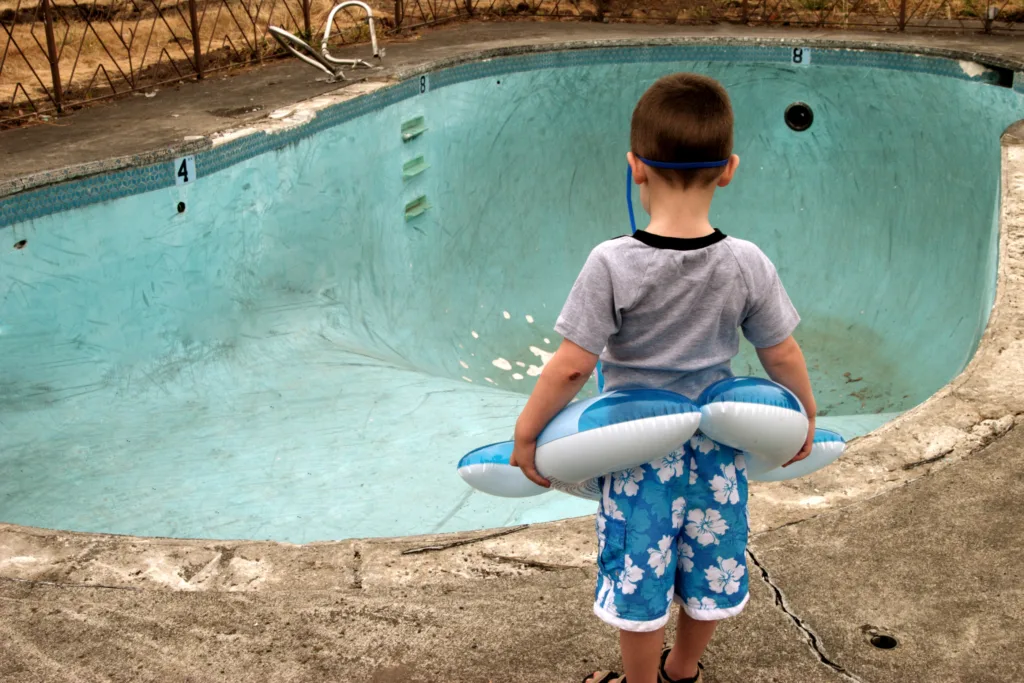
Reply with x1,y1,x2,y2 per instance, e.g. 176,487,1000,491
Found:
644,184,717,240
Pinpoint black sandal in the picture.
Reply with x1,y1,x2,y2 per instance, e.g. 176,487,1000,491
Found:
583,672,626,683
659,648,702,683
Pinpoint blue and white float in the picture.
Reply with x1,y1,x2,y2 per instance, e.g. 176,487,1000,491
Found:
458,389,701,500
457,441,550,498
698,377,809,471
456,378,846,498
747,428,846,481
698,377,847,482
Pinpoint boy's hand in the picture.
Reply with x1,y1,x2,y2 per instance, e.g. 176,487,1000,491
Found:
783,417,815,467
756,337,816,469
510,439,550,488
508,339,597,488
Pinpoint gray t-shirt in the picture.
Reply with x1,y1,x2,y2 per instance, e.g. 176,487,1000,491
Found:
554,230,800,400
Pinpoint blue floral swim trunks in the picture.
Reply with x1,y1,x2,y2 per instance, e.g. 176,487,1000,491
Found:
594,433,750,632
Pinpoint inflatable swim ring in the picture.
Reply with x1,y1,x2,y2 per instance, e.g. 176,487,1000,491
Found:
457,389,701,499
747,428,846,481
697,377,809,470
456,378,847,499
534,389,702,484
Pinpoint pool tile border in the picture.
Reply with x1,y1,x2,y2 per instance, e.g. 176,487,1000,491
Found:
0,43,1018,228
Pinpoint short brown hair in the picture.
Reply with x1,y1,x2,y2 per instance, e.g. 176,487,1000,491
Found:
630,73,734,188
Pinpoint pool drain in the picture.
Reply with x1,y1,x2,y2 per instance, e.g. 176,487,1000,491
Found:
869,634,899,650
13,239,27,250
785,102,814,131
177,202,186,214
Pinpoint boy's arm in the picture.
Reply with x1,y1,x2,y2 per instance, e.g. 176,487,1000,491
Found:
755,335,817,466
510,339,599,487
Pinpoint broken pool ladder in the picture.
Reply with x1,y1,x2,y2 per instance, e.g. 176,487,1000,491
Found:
268,1,383,81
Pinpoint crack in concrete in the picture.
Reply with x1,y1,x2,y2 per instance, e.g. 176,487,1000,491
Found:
0,575,141,591
746,549,865,683
478,552,583,572
901,450,951,470
351,546,363,590
400,524,529,555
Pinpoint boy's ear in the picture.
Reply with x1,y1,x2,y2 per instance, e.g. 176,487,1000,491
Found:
627,152,647,184
717,154,741,188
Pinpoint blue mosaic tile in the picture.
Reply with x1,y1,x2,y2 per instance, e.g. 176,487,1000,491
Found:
2,44,1021,228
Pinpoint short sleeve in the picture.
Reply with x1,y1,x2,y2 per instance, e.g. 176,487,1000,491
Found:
554,247,622,355
740,250,801,349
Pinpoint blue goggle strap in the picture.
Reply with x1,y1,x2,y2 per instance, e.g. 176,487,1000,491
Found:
626,156,730,234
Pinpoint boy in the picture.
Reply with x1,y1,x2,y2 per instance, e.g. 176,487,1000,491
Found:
509,73,816,683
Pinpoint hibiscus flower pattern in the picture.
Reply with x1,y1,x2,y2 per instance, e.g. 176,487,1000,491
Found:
690,434,717,455
733,453,747,472
678,541,695,573
671,497,687,529
686,596,718,612
596,575,618,616
653,449,687,483
592,436,750,628
685,508,728,546
618,555,644,595
647,536,674,578
705,557,745,595
710,463,740,505
612,467,645,497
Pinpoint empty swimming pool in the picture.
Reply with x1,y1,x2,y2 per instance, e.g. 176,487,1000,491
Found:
2,45,1022,541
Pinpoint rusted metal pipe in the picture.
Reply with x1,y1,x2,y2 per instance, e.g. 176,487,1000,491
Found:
303,0,313,38
188,0,204,79
41,0,64,112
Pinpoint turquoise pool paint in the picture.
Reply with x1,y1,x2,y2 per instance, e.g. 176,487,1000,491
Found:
1,49,1021,541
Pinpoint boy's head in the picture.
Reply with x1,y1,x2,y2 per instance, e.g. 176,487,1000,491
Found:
630,73,734,190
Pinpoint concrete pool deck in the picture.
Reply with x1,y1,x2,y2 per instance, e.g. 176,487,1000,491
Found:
3,21,1024,682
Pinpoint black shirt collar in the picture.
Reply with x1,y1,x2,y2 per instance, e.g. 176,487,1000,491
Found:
631,229,727,251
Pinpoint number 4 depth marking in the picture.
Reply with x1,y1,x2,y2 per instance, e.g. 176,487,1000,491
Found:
174,156,197,186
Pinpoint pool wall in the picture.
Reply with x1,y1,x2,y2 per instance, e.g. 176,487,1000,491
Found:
3,46,1020,415
2,43,1023,541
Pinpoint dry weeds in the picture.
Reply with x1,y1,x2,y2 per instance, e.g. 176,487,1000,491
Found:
2,0,1022,120
0,0,395,116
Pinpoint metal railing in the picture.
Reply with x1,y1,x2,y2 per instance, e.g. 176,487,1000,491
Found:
2,0,1022,125
268,0,382,79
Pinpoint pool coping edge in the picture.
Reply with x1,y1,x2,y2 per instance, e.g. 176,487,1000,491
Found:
2,34,1022,202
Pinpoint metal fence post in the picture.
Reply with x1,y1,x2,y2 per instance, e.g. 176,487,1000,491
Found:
302,0,312,39
898,0,907,29
41,0,64,113
741,0,748,22
188,0,204,79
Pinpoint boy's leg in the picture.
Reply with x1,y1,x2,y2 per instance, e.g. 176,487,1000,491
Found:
590,456,688,683
620,627,667,683
666,435,751,680
663,611,717,680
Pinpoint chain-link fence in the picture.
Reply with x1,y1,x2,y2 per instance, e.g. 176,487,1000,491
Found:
2,0,1022,125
